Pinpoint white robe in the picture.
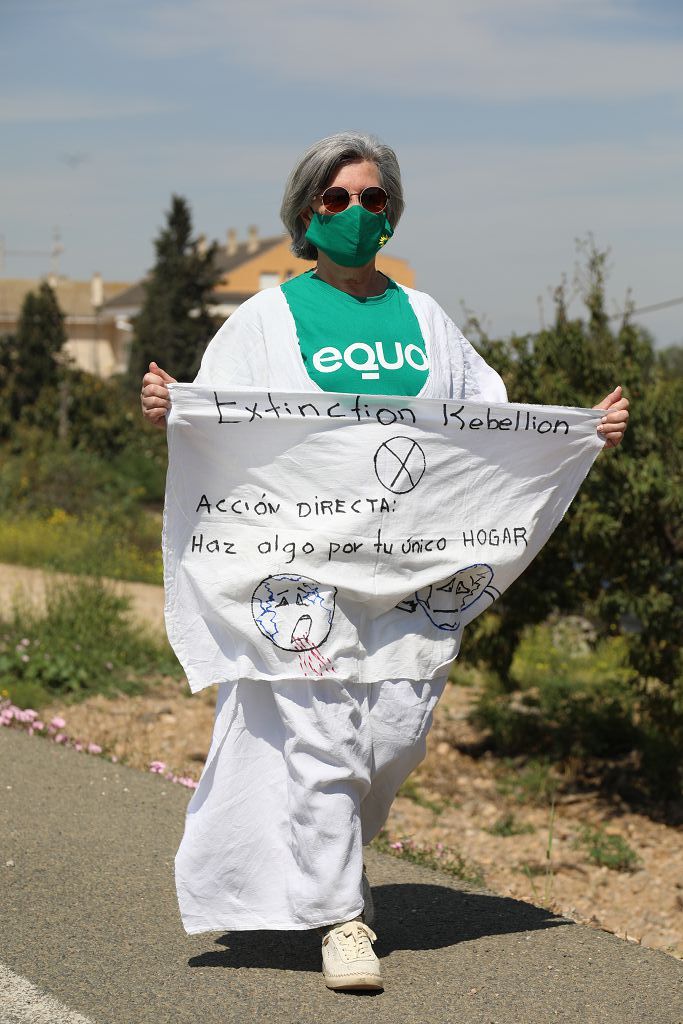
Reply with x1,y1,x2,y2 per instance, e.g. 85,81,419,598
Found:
175,675,447,933
174,284,506,933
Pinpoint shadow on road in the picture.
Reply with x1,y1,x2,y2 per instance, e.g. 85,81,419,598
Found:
188,883,570,973
374,884,570,955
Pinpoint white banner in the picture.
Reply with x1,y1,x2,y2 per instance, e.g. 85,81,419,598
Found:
163,387,603,691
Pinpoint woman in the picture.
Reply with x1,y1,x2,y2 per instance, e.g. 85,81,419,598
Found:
141,132,629,992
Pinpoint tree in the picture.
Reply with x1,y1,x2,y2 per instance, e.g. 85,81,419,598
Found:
466,243,682,688
464,242,682,796
0,334,16,438
658,344,683,379
127,195,220,385
10,281,67,421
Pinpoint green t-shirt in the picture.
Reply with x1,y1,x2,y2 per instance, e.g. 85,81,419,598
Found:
280,270,429,396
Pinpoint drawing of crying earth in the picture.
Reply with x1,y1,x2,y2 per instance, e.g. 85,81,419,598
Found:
251,574,337,677
396,563,500,631
251,565,499,678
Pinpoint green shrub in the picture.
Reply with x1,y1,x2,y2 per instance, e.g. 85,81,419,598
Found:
495,757,560,806
372,830,484,887
0,376,167,583
510,619,639,755
487,812,535,836
474,618,639,756
470,265,682,684
398,776,448,814
0,577,180,708
473,616,683,798
575,825,640,871
0,511,162,584
0,431,166,520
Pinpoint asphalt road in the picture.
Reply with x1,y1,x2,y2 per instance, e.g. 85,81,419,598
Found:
1,728,681,1024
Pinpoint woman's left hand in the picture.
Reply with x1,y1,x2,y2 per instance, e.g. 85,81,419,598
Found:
594,385,630,449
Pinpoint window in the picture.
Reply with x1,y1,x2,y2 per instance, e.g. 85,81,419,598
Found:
259,272,279,290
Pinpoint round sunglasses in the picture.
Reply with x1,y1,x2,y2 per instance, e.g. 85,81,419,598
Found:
315,185,389,215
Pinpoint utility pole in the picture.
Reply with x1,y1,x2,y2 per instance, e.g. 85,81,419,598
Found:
0,228,64,277
91,271,103,377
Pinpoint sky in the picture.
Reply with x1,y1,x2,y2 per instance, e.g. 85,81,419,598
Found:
2,0,682,346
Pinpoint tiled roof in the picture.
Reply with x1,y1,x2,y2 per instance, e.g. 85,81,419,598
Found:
0,278,131,318
214,236,283,275
209,291,258,306
101,281,147,311
101,236,285,313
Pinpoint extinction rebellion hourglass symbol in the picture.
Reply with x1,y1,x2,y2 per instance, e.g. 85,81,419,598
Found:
374,436,427,494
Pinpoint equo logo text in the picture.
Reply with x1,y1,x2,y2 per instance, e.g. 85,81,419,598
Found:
312,341,429,381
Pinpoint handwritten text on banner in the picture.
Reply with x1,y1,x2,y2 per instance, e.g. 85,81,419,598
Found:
163,387,603,692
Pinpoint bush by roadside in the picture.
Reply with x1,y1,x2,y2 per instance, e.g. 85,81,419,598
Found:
0,510,162,584
0,577,181,709
471,615,683,800
0,384,168,583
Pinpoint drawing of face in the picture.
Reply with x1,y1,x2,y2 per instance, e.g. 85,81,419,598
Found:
251,574,337,651
415,564,494,632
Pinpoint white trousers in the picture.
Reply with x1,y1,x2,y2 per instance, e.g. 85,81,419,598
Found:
175,675,447,934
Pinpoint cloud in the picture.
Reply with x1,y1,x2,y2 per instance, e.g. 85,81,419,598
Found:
0,93,183,124
102,0,683,101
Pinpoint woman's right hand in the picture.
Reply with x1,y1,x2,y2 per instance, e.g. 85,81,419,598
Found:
141,361,177,428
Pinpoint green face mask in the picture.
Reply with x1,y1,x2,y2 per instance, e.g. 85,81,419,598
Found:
305,205,394,268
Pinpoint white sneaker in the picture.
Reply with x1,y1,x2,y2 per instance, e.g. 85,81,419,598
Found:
361,867,375,928
321,919,383,991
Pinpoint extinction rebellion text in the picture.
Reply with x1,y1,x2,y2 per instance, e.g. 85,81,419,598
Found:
211,392,571,436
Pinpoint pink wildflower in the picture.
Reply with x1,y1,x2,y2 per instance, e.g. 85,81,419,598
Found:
54,733,67,743
20,655,30,663
74,742,84,752
50,716,66,729
177,777,198,789
148,763,197,788
390,841,404,851
20,638,30,647
33,721,44,730
87,743,102,755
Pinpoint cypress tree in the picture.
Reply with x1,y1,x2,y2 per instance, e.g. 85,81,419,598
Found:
128,195,220,385
11,280,67,419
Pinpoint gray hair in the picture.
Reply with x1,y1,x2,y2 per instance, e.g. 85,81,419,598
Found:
280,131,405,261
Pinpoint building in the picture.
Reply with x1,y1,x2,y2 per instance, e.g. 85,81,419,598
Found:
0,273,132,378
104,227,415,373
2,228,415,378
210,226,414,318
